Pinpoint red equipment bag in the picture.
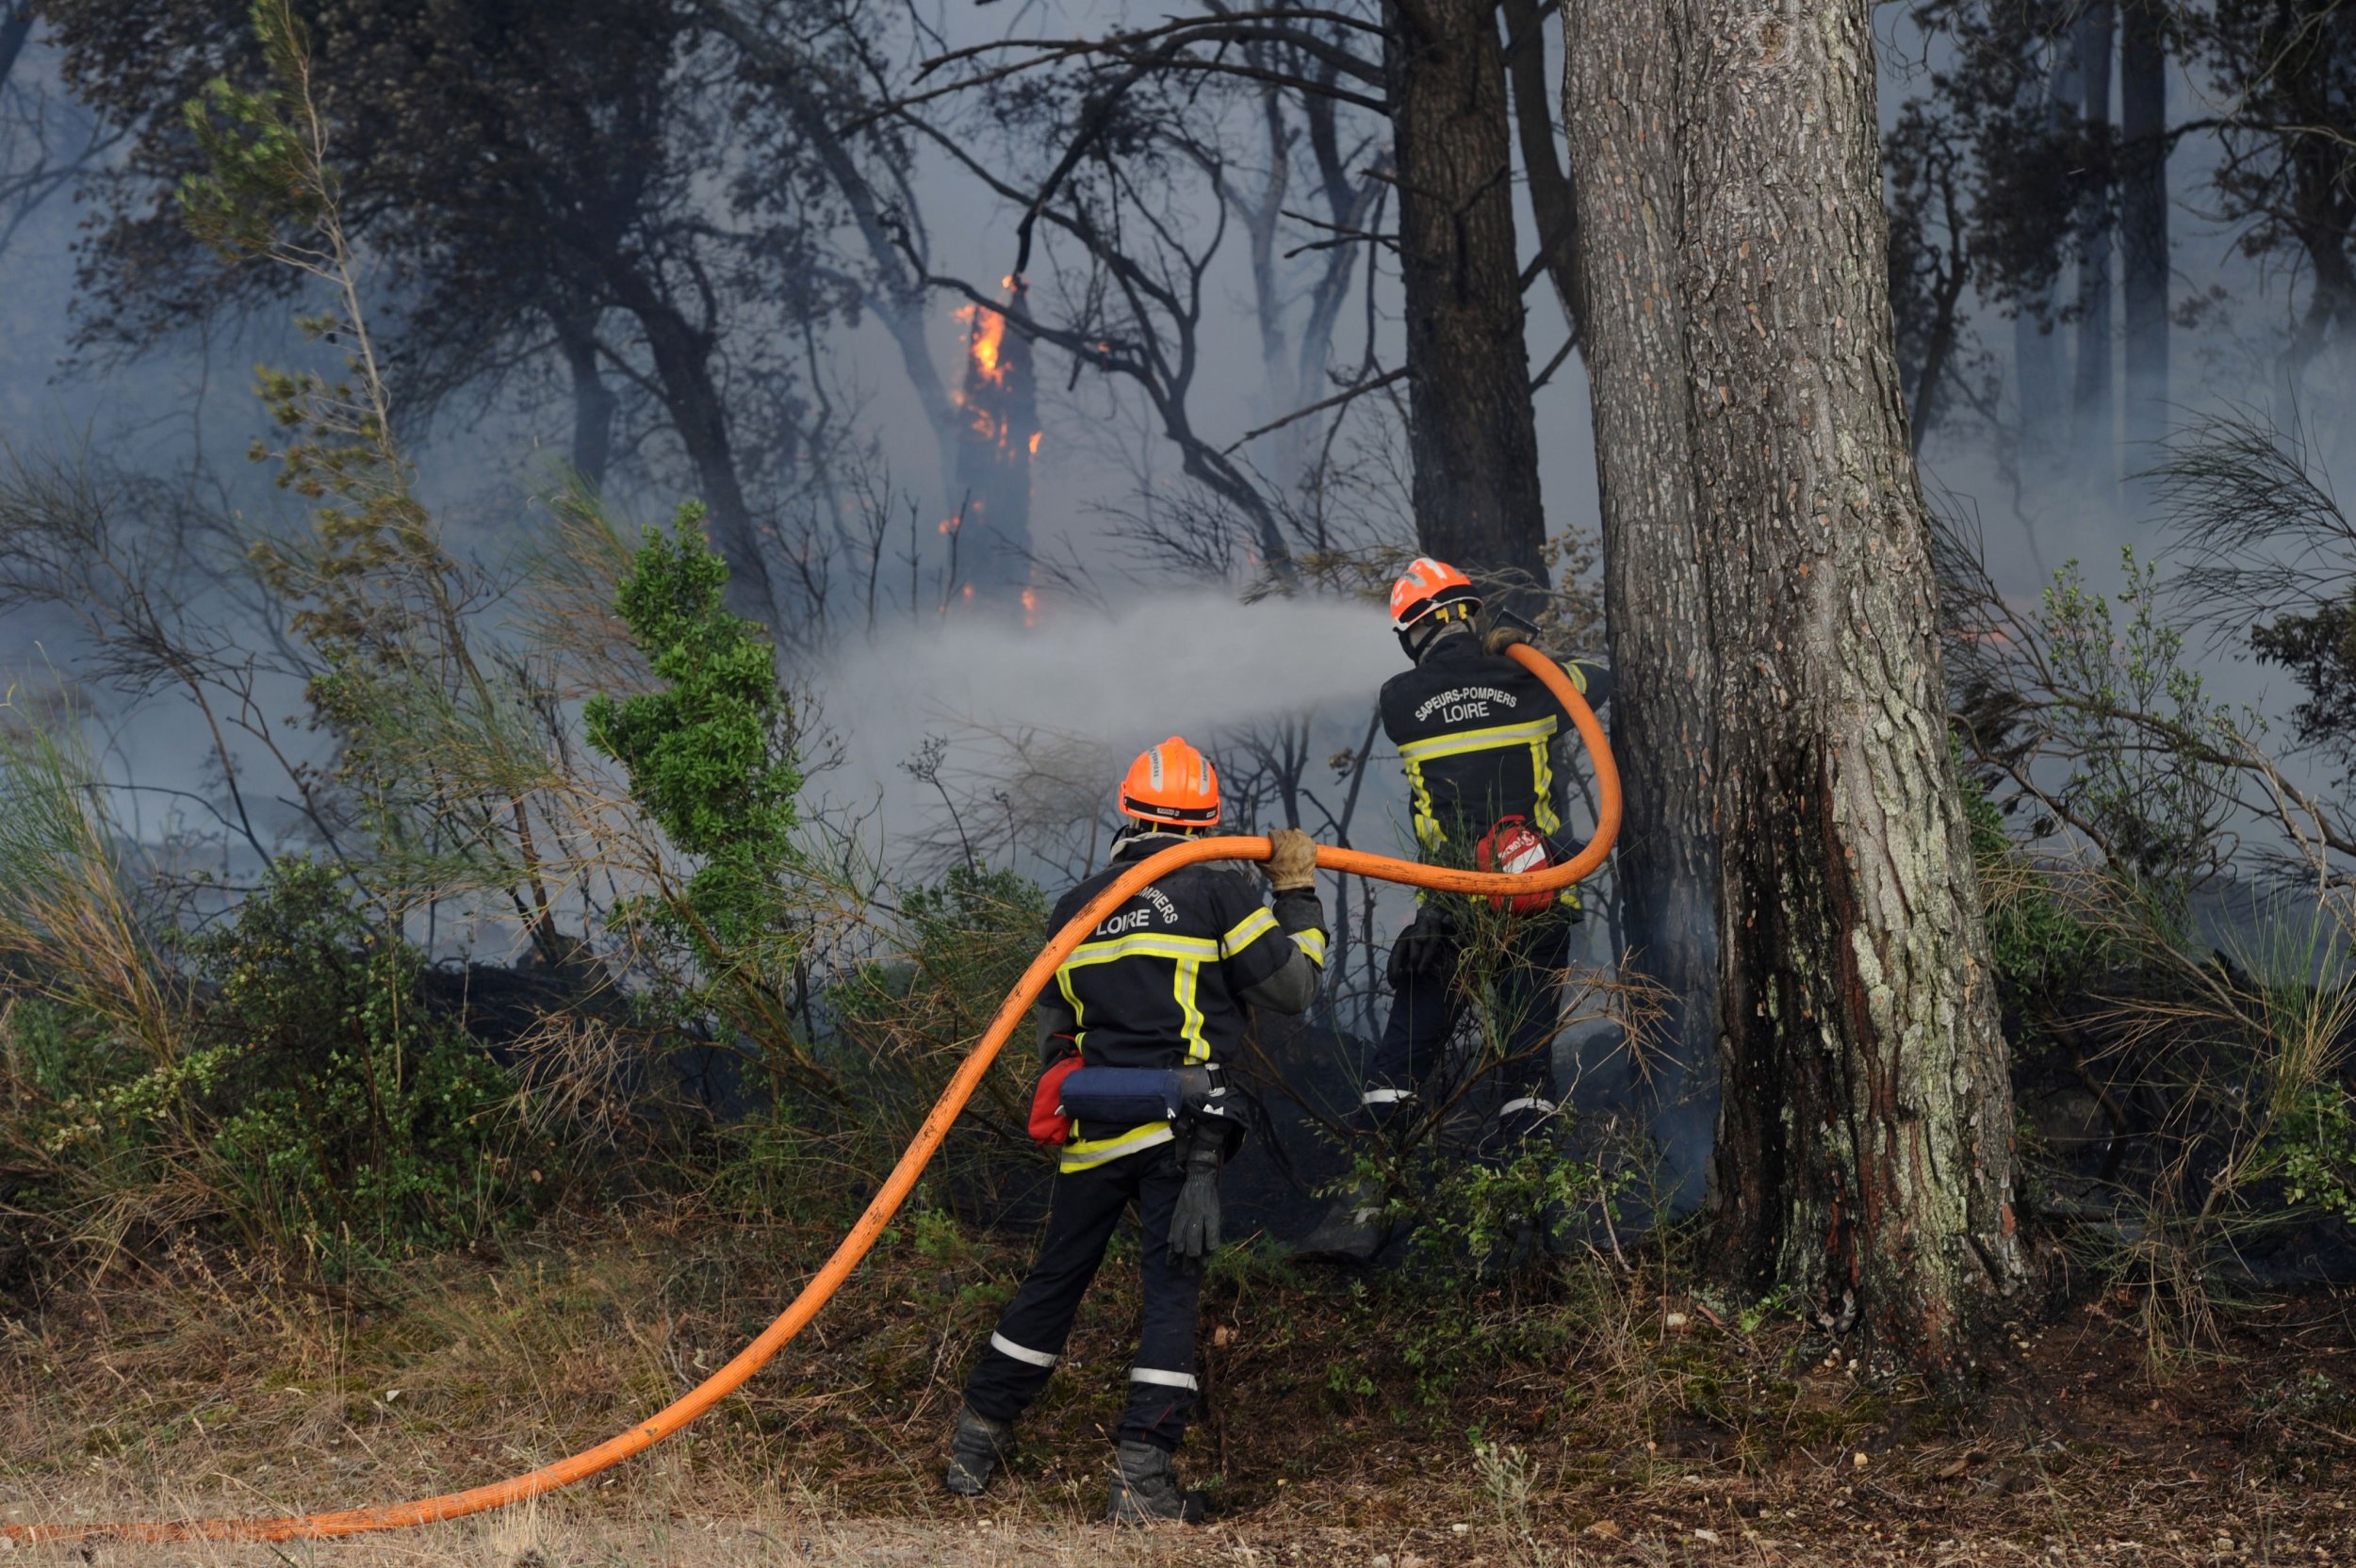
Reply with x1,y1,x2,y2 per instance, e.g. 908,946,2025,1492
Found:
1029,1051,1086,1147
1475,814,1557,915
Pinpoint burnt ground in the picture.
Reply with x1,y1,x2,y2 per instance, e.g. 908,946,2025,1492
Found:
4,1208,2355,1564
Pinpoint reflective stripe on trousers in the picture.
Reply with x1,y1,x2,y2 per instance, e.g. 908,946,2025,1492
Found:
961,1141,1204,1451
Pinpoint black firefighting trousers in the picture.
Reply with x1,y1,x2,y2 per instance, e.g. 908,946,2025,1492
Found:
960,1142,1203,1451
1363,908,1573,1133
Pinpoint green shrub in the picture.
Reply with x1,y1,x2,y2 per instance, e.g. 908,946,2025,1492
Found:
585,503,801,963
9,860,540,1280
1955,751,2102,1000
184,859,541,1271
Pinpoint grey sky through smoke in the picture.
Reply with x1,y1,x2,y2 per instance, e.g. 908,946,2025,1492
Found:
0,6,2348,863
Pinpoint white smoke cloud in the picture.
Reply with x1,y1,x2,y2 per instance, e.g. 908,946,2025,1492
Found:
800,590,1407,863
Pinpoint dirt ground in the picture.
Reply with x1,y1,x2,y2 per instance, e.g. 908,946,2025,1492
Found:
5,1216,2354,1565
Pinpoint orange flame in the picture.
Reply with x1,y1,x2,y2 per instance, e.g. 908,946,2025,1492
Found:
1027,431,1042,456
1021,586,1039,629
954,301,1008,386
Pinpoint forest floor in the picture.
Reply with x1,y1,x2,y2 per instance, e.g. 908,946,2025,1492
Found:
4,1206,2353,1566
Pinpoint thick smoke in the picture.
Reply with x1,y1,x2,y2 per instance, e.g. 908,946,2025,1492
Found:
802,590,1404,847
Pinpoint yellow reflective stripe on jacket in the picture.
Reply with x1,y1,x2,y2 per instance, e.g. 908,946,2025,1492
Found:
1291,925,1328,967
1056,931,1216,1064
1061,932,1222,965
1394,714,1559,764
1058,1120,1175,1172
1173,954,1209,1061
1398,715,1562,847
1220,906,1277,954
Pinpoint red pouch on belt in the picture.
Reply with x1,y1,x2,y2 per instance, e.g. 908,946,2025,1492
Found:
1475,814,1556,915
1029,1052,1086,1147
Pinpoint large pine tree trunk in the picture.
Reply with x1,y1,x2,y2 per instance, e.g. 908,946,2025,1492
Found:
2119,0,2169,461
1560,0,1720,1213
1386,0,1549,597
1563,0,2032,1369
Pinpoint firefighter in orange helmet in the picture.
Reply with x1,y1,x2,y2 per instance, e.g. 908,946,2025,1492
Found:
944,736,1326,1523
1299,559,1612,1263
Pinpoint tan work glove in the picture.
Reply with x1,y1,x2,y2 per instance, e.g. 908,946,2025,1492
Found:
1262,826,1318,891
1482,623,1532,658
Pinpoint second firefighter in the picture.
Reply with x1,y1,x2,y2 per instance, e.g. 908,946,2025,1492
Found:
943,734,1326,1524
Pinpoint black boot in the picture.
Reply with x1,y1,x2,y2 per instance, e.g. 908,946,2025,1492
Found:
943,1407,1013,1496
1104,1439,1206,1525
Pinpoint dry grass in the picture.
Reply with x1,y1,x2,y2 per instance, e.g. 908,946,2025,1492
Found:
5,1213,2356,1566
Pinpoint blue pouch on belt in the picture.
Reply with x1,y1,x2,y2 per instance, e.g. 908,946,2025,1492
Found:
1057,1066,1194,1126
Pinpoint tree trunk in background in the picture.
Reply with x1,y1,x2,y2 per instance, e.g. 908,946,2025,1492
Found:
2072,2,2116,481
2119,0,2169,463
2017,43,2077,451
1386,0,1548,600
628,294,778,629
1562,0,2032,1368
0,4,32,92
1560,0,1719,1216
553,313,616,491
1500,0,1581,341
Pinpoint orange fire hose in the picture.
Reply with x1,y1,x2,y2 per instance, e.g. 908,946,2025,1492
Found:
6,645,1617,1545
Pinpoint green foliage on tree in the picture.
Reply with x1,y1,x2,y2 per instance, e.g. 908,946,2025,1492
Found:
2252,598,2356,763
585,504,801,961
1955,750,2102,1001
2039,549,2244,911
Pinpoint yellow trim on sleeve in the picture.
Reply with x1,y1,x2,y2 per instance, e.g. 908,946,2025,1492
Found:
1220,906,1278,954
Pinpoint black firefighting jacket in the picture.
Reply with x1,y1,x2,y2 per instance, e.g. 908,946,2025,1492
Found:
1033,834,1325,1171
1378,631,1612,853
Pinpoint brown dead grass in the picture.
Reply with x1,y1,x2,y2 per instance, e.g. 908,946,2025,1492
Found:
4,1207,2354,1566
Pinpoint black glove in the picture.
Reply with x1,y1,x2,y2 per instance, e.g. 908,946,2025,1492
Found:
1384,906,1461,991
1166,1139,1223,1272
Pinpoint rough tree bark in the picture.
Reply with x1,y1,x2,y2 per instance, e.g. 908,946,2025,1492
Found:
2119,0,2168,461
1562,0,2031,1370
1385,0,1549,596
1560,0,1719,1215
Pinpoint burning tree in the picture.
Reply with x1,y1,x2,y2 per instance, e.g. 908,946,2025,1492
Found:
947,278,1040,608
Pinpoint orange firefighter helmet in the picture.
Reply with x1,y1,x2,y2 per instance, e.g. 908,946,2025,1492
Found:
1388,557,1481,632
1119,735,1221,827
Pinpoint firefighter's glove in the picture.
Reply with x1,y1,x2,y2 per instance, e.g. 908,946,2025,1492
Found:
1482,623,1532,659
1384,906,1461,991
1262,827,1318,893
1167,1141,1223,1273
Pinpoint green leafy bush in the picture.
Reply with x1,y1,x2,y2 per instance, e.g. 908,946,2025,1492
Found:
583,506,826,1097
184,859,540,1271
1955,749,2102,1000
585,503,801,960
7,860,538,1280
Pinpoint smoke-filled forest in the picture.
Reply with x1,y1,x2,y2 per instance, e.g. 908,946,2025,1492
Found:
1,0,2353,1560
